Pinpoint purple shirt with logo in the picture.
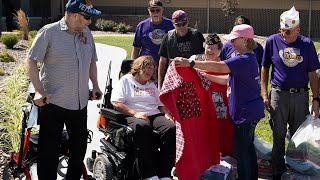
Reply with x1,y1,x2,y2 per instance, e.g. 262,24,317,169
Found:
133,17,174,65
262,34,320,89
224,53,265,124
221,41,264,68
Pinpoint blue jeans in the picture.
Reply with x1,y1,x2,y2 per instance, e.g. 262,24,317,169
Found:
234,122,258,180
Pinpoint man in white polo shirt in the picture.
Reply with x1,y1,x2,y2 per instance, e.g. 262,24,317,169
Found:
26,0,102,179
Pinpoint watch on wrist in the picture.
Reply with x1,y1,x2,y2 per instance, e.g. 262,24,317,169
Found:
312,97,320,103
189,60,195,67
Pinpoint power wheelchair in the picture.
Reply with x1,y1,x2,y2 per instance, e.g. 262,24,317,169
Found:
86,60,162,180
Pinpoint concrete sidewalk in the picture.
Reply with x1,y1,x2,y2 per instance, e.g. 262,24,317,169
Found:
84,43,127,176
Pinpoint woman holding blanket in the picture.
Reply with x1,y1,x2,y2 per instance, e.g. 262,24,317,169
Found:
175,24,264,180
190,33,234,157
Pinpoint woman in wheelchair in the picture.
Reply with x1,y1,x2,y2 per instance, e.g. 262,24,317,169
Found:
110,56,176,180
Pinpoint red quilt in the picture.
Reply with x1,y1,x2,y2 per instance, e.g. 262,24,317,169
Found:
160,63,220,180
203,70,234,157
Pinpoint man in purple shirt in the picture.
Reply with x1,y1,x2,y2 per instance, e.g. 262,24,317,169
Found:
131,0,174,66
220,15,264,70
261,6,320,179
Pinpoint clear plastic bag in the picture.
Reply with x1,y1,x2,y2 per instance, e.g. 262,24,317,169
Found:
286,115,320,176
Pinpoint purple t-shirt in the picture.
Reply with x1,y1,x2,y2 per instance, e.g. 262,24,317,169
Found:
220,41,264,68
224,53,265,124
133,17,174,65
262,34,320,89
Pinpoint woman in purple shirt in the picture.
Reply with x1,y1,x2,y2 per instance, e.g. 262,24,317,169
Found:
174,24,264,180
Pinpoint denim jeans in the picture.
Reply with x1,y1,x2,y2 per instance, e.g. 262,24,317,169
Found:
234,122,258,180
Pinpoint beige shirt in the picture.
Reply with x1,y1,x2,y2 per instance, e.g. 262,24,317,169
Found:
28,18,98,110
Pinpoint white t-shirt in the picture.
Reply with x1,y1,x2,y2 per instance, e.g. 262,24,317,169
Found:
111,74,163,116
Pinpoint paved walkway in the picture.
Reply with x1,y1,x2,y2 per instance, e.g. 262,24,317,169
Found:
85,43,127,177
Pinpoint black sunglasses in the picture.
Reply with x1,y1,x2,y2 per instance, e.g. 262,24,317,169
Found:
149,8,161,13
174,22,187,27
77,13,92,20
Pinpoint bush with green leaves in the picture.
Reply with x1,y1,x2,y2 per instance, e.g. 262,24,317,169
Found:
0,65,29,153
114,23,132,34
0,69,5,76
28,38,34,48
95,19,117,31
0,51,16,62
0,34,19,49
28,30,38,39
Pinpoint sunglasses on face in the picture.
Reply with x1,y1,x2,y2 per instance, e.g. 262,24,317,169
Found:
149,8,161,13
174,22,187,27
78,13,92,20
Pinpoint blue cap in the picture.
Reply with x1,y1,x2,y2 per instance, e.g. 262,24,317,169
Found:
66,0,101,16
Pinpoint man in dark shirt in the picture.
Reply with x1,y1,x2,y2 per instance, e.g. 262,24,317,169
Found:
158,10,204,89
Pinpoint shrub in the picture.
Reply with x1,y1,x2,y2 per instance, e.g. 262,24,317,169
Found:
28,38,34,48
15,9,29,40
0,51,16,62
28,30,38,39
114,23,132,34
95,19,117,31
0,65,29,153
0,34,19,49
12,30,22,38
0,69,5,76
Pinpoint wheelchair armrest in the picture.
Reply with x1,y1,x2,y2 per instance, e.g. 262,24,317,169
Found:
100,108,125,122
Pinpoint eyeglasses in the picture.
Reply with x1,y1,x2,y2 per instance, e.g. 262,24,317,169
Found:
174,22,187,27
77,13,92,20
279,28,296,35
149,8,161,13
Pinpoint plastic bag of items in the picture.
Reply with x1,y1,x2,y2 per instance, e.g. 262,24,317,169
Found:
253,137,273,178
281,168,319,180
199,156,237,180
286,116,320,176
254,136,272,161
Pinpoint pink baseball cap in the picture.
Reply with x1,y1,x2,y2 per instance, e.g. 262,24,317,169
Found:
223,24,254,40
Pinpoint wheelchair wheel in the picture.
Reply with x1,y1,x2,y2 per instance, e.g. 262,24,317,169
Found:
2,163,37,180
57,155,68,178
93,154,113,180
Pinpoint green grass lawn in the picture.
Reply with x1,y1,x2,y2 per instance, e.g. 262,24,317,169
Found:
314,41,320,52
94,36,134,59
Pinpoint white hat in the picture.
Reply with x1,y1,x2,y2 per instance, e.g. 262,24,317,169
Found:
280,6,299,29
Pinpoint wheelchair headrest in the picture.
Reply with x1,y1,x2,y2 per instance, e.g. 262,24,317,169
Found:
120,59,134,75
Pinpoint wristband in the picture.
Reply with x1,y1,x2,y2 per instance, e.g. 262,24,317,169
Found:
189,60,195,67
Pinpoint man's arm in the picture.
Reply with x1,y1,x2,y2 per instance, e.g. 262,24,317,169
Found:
174,57,230,73
309,71,320,118
89,62,102,100
26,58,48,106
131,47,141,59
261,66,270,111
158,56,168,90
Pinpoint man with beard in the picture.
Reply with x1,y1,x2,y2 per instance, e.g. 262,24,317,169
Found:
131,0,173,68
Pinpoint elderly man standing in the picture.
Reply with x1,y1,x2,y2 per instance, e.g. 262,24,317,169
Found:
131,0,173,67
26,0,102,179
158,10,205,89
261,6,320,180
